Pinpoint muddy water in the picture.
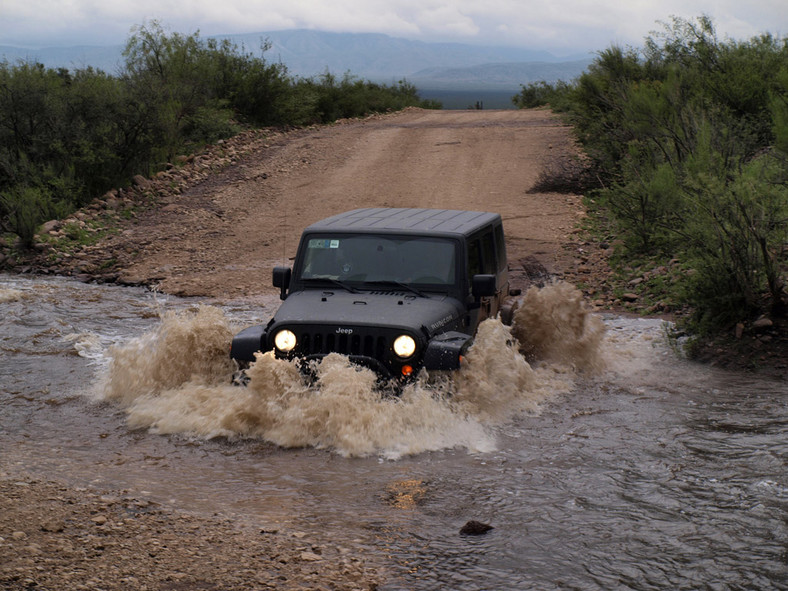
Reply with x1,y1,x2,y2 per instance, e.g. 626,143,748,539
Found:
1,274,786,590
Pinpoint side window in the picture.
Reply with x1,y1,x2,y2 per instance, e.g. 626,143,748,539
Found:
480,231,495,274
468,238,482,277
494,224,506,272
468,230,496,279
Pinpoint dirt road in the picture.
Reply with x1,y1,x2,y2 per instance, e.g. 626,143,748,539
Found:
108,108,584,298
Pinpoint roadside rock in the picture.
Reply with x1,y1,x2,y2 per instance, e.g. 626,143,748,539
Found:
132,174,150,188
41,220,61,233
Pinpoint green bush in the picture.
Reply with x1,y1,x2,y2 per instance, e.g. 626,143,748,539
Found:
0,186,68,247
558,15,788,329
512,80,573,111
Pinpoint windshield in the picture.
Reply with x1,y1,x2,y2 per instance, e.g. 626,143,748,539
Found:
297,234,457,287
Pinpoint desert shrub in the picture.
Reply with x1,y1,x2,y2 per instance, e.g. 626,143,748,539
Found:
559,15,788,328
0,186,69,247
291,73,438,124
512,80,574,111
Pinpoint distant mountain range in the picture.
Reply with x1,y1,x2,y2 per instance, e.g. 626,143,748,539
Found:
1,29,592,100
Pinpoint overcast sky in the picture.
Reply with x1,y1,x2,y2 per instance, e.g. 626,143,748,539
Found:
1,0,785,54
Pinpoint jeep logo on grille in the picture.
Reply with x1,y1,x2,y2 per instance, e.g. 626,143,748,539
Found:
335,327,353,334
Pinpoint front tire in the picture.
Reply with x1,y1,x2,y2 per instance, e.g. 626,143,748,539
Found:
231,360,250,386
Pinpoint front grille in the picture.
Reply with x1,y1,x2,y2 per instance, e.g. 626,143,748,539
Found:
292,328,390,361
273,324,419,378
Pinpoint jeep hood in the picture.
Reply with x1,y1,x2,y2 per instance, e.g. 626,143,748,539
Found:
271,290,466,336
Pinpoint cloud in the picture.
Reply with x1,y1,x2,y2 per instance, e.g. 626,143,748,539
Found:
1,0,785,51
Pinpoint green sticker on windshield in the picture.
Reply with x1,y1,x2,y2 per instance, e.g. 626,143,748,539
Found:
308,239,340,249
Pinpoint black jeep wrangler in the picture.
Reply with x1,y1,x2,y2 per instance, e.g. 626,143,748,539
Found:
230,208,514,381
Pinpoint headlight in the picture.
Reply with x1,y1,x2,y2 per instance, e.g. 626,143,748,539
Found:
393,335,417,358
274,329,297,352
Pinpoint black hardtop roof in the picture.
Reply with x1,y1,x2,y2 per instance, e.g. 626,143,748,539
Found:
303,208,501,237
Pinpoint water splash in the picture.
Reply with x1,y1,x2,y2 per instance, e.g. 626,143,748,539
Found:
511,281,606,372
99,305,236,407
97,283,602,457
0,287,25,303
63,332,105,364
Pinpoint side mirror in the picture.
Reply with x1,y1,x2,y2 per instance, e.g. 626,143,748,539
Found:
472,274,497,299
272,266,292,300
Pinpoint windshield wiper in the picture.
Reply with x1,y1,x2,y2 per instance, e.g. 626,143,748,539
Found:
302,277,359,293
360,280,429,298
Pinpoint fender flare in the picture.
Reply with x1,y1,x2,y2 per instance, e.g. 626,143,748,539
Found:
422,331,473,370
230,325,267,362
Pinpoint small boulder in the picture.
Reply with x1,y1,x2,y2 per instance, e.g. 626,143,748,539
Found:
41,220,61,233
41,519,64,533
132,174,150,188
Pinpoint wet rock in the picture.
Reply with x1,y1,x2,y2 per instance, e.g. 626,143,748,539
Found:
98,273,120,284
459,520,494,535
